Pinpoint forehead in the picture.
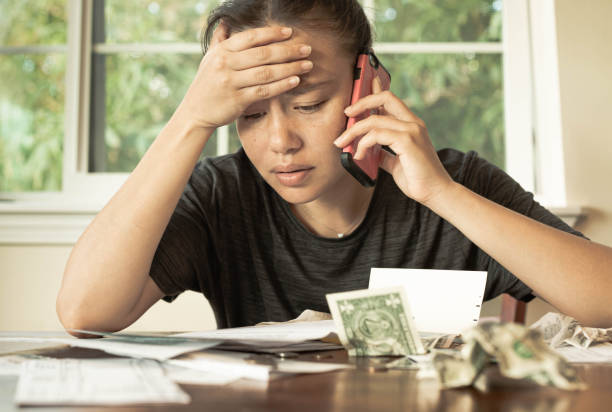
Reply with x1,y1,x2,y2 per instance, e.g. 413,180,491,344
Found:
285,26,354,87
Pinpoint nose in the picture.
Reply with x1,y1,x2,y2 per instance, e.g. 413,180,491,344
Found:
268,113,302,155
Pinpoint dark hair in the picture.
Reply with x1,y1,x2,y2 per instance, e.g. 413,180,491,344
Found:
202,0,372,57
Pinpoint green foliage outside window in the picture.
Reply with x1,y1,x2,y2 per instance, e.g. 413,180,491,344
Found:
1,0,505,191
0,0,66,191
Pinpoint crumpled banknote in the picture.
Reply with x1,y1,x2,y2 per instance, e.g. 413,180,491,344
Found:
530,312,612,349
432,322,586,391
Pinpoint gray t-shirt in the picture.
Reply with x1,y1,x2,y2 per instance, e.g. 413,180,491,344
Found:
150,148,583,328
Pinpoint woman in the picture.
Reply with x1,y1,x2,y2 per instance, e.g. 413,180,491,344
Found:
57,0,612,335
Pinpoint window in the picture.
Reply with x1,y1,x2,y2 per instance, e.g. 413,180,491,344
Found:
87,0,506,175
88,0,231,173
0,0,67,192
2,0,558,207
369,0,505,168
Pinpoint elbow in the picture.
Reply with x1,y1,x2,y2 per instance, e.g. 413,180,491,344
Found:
56,289,117,338
56,292,89,338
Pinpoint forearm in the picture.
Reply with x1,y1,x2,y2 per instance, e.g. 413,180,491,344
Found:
57,112,213,330
426,182,612,327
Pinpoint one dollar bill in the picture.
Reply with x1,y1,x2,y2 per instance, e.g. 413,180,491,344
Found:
326,287,425,356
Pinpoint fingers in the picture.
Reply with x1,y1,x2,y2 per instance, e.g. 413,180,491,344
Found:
210,21,230,47
230,42,312,71
223,26,293,52
240,76,301,102
352,128,404,160
380,149,401,176
233,60,313,89
345,89,425,126
372,76,383,94
334,114,422,149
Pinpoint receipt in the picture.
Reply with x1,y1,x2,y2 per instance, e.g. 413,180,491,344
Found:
14,358,190,406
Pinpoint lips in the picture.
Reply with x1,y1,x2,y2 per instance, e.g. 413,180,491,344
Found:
271,164,314,187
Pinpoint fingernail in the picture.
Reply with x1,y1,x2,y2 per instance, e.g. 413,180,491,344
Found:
301,61,313,71
289,76,300,85
299,45,312,56
333,136,342,146
281,27,292,36
344,106,352,114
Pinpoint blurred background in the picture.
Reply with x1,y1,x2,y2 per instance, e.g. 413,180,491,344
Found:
1,0,611,331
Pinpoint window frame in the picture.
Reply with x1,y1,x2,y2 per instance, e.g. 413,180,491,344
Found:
0,0,575,244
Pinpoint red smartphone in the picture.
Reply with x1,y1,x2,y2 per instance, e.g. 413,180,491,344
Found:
340,51,391,187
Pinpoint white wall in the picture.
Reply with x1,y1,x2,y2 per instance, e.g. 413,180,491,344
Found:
0,245,216,332
1,0,611,332
556,0,612,246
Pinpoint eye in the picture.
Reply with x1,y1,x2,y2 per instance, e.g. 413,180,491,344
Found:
295,101,326,113
242,112,266,121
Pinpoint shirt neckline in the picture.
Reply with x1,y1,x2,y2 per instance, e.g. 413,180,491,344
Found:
272,172,388,244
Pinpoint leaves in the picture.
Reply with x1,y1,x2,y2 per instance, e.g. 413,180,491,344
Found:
1,0,505,191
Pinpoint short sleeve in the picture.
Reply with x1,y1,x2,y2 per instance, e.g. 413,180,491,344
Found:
149,174,214,303
443,149,586,302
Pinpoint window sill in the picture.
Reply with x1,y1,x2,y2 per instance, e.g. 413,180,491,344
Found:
0,200,587,246
0,199,102,245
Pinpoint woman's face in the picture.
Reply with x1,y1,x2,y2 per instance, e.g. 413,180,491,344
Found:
236,26,356,205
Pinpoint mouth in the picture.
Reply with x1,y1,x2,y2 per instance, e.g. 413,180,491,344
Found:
271,165,314,187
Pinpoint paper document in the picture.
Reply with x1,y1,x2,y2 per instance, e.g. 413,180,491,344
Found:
0,354,49,376
0,335,218,361
174,319,339,346
555,343,612,363
168,349,351,382
14,358,190,406
369,268,487,334
163,363,240,385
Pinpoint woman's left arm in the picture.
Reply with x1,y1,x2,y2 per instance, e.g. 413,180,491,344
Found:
335,79,612,328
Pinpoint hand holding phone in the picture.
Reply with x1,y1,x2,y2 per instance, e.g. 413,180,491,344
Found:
340,51,391,187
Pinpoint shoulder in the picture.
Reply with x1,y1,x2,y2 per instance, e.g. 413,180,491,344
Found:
437,148,490,183
193,149,252,182
187,149,261,194
176,149,264,217
437,148,518,198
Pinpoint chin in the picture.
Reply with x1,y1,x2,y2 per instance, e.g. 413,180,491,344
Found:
272,185,321,205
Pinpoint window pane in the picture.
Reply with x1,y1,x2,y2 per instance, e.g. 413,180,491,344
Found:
91,53,203,172
0,54,65,191
379,53,505,168
0,0,67,46
103,0,218,44
374,0,502,42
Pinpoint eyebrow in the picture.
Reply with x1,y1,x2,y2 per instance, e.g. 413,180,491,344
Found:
286,79,335,96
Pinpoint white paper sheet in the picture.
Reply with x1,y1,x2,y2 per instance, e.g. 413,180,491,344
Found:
14,358,190,406
0,335,218,361
555,343,612,363
0,354,50,375
167,350,351,382
174,320,338,346
163,363,240,385
369,268,487,334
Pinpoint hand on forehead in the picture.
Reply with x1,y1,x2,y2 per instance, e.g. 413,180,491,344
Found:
220,23,352,75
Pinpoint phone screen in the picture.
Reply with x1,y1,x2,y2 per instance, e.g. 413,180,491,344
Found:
340,51,391,187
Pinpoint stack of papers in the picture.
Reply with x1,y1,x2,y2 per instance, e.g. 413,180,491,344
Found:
0,332,219,361
0,317,349,406
174,319,341,352
168,350,351,382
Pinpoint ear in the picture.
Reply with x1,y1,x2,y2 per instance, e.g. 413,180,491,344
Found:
210,20,230,46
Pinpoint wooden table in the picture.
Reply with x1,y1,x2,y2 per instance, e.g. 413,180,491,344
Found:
2,339,612,411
